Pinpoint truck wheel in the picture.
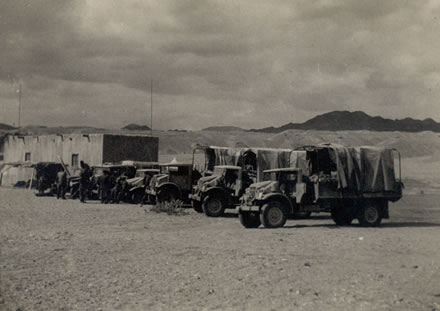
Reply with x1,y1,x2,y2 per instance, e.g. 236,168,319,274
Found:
331,208,354,226
357,202,382,227
203,196,225,217
192,200,203,213
239,212,261,228
157,188,177,203
132,189,145,204
260,202,287,228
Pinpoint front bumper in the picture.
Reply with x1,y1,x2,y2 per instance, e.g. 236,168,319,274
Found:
239,205,261,212
145,189,156,196
189,193,202,202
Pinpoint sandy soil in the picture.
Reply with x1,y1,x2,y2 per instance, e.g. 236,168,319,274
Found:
1,188,440,311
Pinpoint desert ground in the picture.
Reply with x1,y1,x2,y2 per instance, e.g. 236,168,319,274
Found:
1,188,439,311
1,129,440,310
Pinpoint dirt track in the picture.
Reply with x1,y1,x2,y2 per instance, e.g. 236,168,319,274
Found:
1,188,439,311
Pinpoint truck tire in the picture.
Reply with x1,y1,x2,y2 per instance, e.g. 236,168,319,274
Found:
260,201,287,228
131,189,145,204
357,202,383,227
157,188,177,203
331,208,354,226
239,212,261,228
192,200,203,213
202,195,225,217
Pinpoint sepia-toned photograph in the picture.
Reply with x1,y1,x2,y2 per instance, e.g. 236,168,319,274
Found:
1,1,439,310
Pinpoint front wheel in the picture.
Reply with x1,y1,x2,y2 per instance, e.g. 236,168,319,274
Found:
260,202,287,228
331,208,354,226
239,212,261,228
157,188,178,203
131,189,145,204
358,202,383,227
192,200,203,213
202,196,225,217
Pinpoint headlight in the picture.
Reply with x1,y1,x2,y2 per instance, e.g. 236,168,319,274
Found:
256,191,264,200
201,185,207,192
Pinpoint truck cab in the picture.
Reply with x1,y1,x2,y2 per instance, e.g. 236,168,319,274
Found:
146,163,201,203
190,165,254,217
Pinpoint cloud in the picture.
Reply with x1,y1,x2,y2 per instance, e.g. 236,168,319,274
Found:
0,0,439,129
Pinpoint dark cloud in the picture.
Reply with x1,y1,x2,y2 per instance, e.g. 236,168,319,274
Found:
0,0,439,128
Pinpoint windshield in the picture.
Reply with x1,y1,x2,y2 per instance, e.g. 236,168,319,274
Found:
263,171,298,182
213,167,227,176
135,171,146,178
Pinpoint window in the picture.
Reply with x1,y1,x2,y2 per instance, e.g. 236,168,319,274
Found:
72,154,79,167
25,152,31,162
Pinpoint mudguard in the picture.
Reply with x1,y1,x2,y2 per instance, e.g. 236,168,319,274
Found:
204,186,232,205
129,185,144,192
157,182,182,199
260,193,294,214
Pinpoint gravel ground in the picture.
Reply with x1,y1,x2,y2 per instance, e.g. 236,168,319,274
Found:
1,188,439,311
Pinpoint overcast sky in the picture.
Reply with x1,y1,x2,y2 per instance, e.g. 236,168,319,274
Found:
1,0,440,130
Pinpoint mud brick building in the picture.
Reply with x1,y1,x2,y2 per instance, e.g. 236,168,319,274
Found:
0,133,159,167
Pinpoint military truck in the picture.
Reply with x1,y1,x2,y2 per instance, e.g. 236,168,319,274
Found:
238,144,403,228
146,162,202,204
126,168,160,204
145,146,263,206
190,147,293,217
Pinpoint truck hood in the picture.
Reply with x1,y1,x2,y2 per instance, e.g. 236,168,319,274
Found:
197,175,219,187
126,177,143,187
248,180,273,191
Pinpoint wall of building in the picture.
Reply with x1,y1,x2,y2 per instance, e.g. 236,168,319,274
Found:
1,134,159,168
102,135,159,163
2,134,104,167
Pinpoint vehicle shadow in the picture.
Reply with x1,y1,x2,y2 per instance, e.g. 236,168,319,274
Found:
282,221,440,229
380,221,440,228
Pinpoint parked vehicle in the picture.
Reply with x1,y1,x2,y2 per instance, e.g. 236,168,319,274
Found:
126,168,160,204
190,147,293,217
145,145,257,206
238,144,403,228
146,162,202,204
33,162,64,196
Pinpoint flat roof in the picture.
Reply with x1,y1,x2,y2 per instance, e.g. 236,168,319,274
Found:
263,167,301,173
214,165,241,169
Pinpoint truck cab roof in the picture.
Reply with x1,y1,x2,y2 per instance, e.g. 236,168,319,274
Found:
263,168,301,174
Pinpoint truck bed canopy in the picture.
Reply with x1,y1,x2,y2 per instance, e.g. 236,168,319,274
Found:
202,146,293,180
303,143,400,193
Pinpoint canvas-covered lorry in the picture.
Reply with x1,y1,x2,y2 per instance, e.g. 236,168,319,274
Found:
238,144,403,228
145,161,201,204
189,147,294,217
146,146,287,206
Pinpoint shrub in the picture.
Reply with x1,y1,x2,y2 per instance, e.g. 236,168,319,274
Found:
148,200,188,216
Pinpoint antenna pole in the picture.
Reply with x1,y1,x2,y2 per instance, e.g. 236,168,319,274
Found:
150,80,153,135
18,83,22,127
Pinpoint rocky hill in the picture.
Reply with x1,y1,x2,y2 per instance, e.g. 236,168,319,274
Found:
202,126,244,132
252,111,440,133
0,123,16,131
122,124,151,131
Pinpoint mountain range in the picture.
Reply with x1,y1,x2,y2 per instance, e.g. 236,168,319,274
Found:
2,111,439,133
250,111,440,133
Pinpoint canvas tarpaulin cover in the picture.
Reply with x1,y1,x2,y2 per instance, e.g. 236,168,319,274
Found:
206,146,292,181
319,144,398,193
253,148,291,181
211,147,243,166
289,150,309,175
